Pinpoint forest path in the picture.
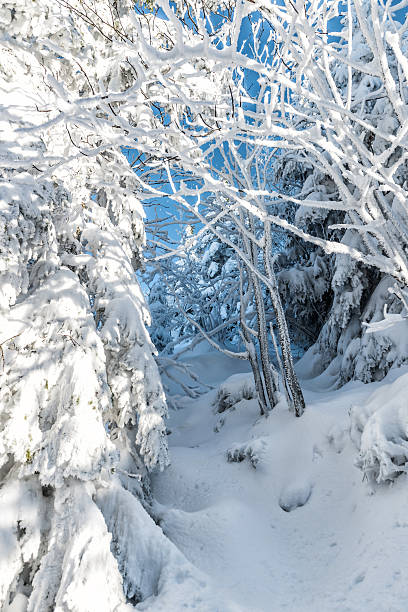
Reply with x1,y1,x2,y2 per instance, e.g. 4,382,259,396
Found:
151,351,408,611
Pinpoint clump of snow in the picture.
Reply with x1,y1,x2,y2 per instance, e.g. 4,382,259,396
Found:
0,478,43,608
351,370,408,483
213,373,256,413
226,438,268,469
5,593,28,612
29,481,129,612
279,480,313,512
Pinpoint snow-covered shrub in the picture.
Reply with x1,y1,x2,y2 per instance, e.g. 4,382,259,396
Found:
351,372,408,483
147,216,241,354
214,373,256,413
277,252,332,350
148,276,174,353
226,438,268,469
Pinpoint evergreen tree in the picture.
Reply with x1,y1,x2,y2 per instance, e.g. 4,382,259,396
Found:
0,1,171,607
148,274,173,353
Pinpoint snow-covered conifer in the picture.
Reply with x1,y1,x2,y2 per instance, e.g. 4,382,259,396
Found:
0,0,172,607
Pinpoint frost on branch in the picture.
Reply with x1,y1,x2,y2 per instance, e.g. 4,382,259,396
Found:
275,1,408,386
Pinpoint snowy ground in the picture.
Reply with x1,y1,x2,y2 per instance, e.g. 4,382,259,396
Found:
150,349,408,611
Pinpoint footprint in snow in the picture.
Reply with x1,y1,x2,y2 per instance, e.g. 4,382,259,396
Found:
351,572,365,587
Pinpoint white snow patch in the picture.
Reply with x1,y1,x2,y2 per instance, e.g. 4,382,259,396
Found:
150,351,408,611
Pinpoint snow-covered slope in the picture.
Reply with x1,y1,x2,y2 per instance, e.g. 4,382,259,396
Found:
151,352,408,611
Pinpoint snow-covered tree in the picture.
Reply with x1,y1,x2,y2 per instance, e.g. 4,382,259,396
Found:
30,0,408,397
272,1,408,387
153,211,240,351
3,8,407,606
147,274,174,353
0,1,174,607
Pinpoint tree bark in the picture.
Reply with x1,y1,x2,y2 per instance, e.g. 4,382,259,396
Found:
264,220,305,417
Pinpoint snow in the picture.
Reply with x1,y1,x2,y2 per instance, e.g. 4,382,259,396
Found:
2,0,408,607
96,481,237,612
352,369,408,483
214,372,256,413
149,350,408,611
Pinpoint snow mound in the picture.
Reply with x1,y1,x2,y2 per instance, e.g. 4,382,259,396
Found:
96,482,234,611
351,371,408,483
278,480,313,512
5,594,28,612
213,373,255,413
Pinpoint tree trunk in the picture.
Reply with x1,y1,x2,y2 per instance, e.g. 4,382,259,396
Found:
264,221,305,417
245,214,279,411
239,271,268,416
